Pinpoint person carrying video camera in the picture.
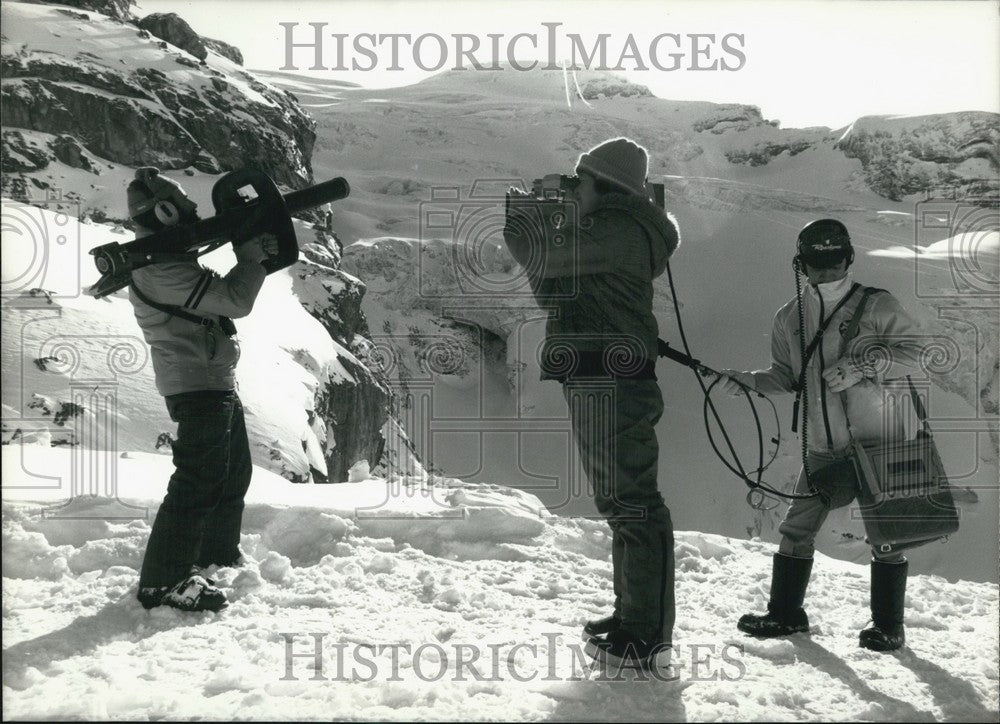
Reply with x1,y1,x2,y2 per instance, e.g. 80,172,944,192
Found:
716,219,923,652
503,138,681,668
125,167,277,613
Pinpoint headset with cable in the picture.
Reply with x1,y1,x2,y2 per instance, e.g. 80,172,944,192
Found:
127,167,201,232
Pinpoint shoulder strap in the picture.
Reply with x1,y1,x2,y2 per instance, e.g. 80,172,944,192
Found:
906,375,932,434
130,281,210,327
798,282,861,386
837,287,877,436
790,282,860,433
838,286,877,358
130,281,237,336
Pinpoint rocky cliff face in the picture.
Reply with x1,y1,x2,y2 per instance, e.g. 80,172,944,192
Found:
836,113,1000,201
292,229,394,483
1,3,315,192
341,236,537,392
0,2,413,484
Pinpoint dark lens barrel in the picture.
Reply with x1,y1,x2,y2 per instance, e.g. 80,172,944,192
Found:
91,243,124,275
284,177,350,215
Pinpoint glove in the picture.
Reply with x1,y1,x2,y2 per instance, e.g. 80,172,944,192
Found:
822,357,873,392
715,369,753,397
234,233,277,265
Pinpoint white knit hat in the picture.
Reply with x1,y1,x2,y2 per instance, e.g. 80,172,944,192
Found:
575,137,649,197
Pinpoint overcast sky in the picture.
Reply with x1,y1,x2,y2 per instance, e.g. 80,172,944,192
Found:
135,0,999,129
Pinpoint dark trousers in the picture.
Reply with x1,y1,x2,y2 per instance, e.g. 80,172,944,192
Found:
563,378,675,645
138,390,253,589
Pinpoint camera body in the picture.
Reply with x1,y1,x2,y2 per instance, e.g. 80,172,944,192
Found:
531,173,581,201
519,174,666,209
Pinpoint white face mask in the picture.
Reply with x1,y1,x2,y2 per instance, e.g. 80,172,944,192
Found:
810,273,854,304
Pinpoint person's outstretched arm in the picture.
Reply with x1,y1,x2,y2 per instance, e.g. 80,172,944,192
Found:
132,236,275,318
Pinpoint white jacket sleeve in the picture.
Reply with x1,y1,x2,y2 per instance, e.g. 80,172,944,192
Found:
749,308,798,395
133,260,266,319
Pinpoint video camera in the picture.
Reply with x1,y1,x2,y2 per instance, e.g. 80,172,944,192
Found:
531,173,581,201
513,173,667,208
88,168,350,298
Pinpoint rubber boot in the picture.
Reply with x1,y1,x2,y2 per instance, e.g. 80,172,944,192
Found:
582,613,621,641
859,558,907,651
737,553,813,637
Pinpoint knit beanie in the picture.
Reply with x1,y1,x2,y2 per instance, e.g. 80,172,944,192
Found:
575,137,649,197
127,166,198,227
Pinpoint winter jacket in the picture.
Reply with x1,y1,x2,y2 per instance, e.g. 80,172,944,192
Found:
129,258,266,397
503,192,680,380
741,275,923,453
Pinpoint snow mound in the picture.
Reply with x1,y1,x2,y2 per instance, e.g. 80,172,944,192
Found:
2,449,998,721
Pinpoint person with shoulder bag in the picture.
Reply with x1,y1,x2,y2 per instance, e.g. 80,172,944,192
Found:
717,219,934,652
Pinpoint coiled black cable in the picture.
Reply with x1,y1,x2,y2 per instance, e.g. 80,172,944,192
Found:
663,259,821,507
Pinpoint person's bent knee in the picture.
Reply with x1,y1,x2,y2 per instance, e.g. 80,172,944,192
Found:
778,538,816,559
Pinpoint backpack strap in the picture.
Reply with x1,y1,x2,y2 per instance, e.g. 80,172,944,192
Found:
907,375,931,434
836,287,878,437
790,282,861,433
130,281,236,336
838,286,878,359
839,288,930,436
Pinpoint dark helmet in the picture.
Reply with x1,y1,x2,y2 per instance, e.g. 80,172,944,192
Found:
796,218,854,269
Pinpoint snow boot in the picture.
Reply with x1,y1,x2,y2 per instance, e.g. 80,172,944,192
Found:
140,574,228,612
138,586,170,610
737,553,813,637
584,629,671,670
859,559,907,652
582,613,621,641
197,546,252,571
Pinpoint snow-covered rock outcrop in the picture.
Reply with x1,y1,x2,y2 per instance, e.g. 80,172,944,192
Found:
292,230,395,483
1,2,315,195
342,235,536,394
837,113,1000,201
0,200,410,485
0,2,414,483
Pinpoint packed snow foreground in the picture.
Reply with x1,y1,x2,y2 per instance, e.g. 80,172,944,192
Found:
2,448,997,721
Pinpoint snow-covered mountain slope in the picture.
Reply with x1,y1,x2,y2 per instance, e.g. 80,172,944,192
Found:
266,67,998,243
1,1,316,200
1,201,416,484
3,448,997,721
337,211,999,584
257,67,1000,583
